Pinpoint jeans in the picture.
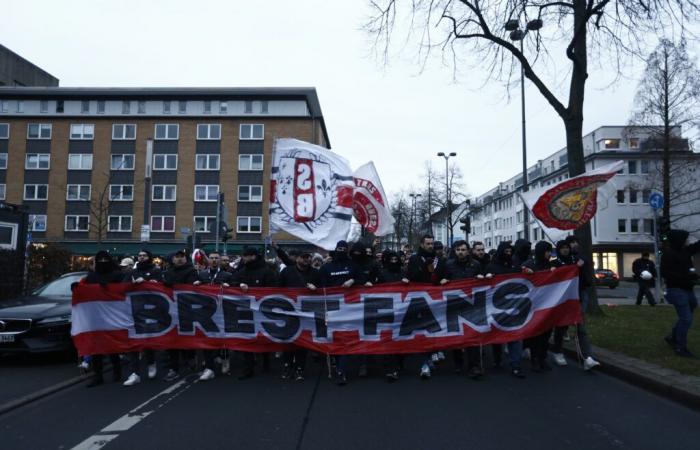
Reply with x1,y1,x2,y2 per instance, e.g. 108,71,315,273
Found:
667,288,698,350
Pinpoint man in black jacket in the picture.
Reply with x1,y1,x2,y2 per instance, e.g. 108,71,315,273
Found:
377,250,408,382
661,229,700,357
632,252,657,306
471,241,490,272
522,241,555,372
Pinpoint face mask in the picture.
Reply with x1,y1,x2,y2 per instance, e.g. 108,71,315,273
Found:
95,260,112,273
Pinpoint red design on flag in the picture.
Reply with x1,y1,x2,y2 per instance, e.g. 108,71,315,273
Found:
336,186,354,208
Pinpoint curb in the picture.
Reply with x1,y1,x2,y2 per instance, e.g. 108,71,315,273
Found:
562,344,700,412
0,371,91,416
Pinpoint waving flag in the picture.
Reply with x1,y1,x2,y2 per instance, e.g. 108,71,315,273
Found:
270,139,354,250
521,160,623,230
353,162,395,236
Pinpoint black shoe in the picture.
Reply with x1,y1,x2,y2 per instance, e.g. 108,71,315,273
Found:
511,368,526,379
385,371,399,383
336,371,347,386
86,376,104,388
664,335,677,348
675,348,695,358
294,368,305,382
238,368,254,380
467,366,483,380
281,364,292,380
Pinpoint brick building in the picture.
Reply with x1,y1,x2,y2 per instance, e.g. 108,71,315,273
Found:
0,87,330,256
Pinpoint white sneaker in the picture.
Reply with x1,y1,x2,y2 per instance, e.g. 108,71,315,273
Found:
221,357,230,374
147,363,157,379
583,356,601,371
420,364,431,379
437,351,446,361
123,373,141,386
199,368,215,381
431,353,440,363
553,353,568,366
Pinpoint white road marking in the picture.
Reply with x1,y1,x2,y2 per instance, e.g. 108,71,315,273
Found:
70,377,195,450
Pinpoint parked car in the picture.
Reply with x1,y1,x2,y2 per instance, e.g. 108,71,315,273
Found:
0,272,87,354
594,268,619,289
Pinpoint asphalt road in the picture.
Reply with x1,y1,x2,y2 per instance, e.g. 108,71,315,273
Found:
0,352,78,405
2,354,700,450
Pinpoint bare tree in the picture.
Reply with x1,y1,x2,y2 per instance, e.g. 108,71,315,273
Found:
629,38,700,229
366,0,699,313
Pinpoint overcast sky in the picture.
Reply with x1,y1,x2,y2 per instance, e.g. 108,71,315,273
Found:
4,0,653,198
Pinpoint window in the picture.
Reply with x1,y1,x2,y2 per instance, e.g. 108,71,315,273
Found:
152,185,177,201
194,216,216,233
644,219,655,235
194,185,219,202
70,124,95,140
122,101,131,114
97,101,105,114
163,101,171,114
640,160,649,174
629,190,638,203
239,154,263,170
155,123,179,140
603,139,620,149
238,185,263,202
81,101,90,113
616,190,625,204
628,160,638,174
24,184,48,200
244,101,253,113
137,101,146,114
178,101,187,114
25,154,50,169
197,124,221,140
629,138,639,149
40,101,49,113
237,216,262,233
109,184,134,201
68,154,93,170
642,189,651,203
112,124,136,140
0,221,18,250
27,123,52,139
153,154,178,170
0,123,7,139
195,154,220,170
66,184,91,201
630,219,639,233
219,101,228,113
0,100,7,112
203,101,211,114
618,219,627,233
0,184,5,200
65,215,89,232
16,100,24,113
108,216,132,232
29,214,46,232
239,124,264,140
111,154,135,170
151,216,175,232
56,100,64,113
261,101,269,114
0,153,8,169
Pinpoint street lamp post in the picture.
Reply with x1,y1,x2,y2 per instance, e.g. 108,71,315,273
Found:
505,17,542,241
437,152,457,245
408,192,421,246
141,138,153,242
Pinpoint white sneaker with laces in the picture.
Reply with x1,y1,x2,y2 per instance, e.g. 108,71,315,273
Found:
553,353,567,366
583,356,601,371
420,364,431,379
147,363,157,379
199,368,215,381
221,358,230,374
123,373,141,386
430,353,440,363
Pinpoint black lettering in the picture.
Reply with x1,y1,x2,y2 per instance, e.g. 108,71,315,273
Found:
260,297,300,341
222,297,255,334
363,295,394,336
445,289,487,332
491,282,531,328
399,294,441,336
176,292,219,333
301,297,340,339
130,293,171,334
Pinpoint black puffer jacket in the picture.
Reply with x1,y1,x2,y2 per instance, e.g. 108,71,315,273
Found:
234,258,278,287
278,264,321,288
523,241,553,272
162,262,199,286
661,230,700,290
131,261,162,282
197,267,235,285
443,256,483,280
485,242,517,275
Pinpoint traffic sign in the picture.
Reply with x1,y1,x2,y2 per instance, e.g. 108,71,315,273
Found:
649,192,664,210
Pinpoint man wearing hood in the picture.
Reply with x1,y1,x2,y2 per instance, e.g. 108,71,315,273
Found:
661,229,700,357
484,241,526,378
377,250,409,382
511,239,532,269
350,241,381,286
82,251,125,387
522,241,556,372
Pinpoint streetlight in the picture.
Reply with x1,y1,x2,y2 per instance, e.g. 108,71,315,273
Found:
437,152,457,245
504,17,542,241
141,138,153,242
408,192,422,246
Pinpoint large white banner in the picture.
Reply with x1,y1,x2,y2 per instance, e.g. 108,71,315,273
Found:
270,138,354,250
353,162,395,236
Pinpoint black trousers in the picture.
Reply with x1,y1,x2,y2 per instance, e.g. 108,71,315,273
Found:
282,349,308,370
636,282,657,305
92,354,121,380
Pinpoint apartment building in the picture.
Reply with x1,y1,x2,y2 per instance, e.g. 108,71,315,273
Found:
0,87,330,255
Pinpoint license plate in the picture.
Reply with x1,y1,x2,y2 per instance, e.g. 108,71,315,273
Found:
0,334,15,343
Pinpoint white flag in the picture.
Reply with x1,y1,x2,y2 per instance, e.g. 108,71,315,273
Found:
352,162,395,236
270,138,354,250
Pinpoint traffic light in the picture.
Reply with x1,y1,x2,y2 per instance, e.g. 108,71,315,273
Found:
658,216,671,239
221,224,233,242
459,216,471,233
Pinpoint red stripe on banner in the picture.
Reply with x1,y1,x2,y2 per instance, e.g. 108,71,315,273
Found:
336,185,354,208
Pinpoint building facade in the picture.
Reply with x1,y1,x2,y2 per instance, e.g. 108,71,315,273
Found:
0,44,59,87
0,87,330,256
463,126,700,278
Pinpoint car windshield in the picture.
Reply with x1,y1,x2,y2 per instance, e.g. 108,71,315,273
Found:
32,274,85,297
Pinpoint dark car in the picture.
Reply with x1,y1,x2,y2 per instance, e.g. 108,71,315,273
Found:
0,272,87,354
594,268,619,289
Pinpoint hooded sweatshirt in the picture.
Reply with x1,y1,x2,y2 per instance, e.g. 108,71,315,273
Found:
512,239,532,268
407,245,438,283
378,251,405,283
162,260,199,286
523,241,553,272
234,257,277,287
553,240,575,267
84,251,125,285
350,242,381,284
661,229,700,290
485,242,517,275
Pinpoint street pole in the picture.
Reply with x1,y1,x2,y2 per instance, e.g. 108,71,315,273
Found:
142,138,153,243
653,209,663,304
519,38,530,242
437,152,456,245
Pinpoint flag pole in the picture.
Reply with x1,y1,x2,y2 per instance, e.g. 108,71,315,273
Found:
516,192,558,244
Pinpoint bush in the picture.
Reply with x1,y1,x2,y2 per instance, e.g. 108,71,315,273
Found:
26,244,72,292
0,249,26,301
